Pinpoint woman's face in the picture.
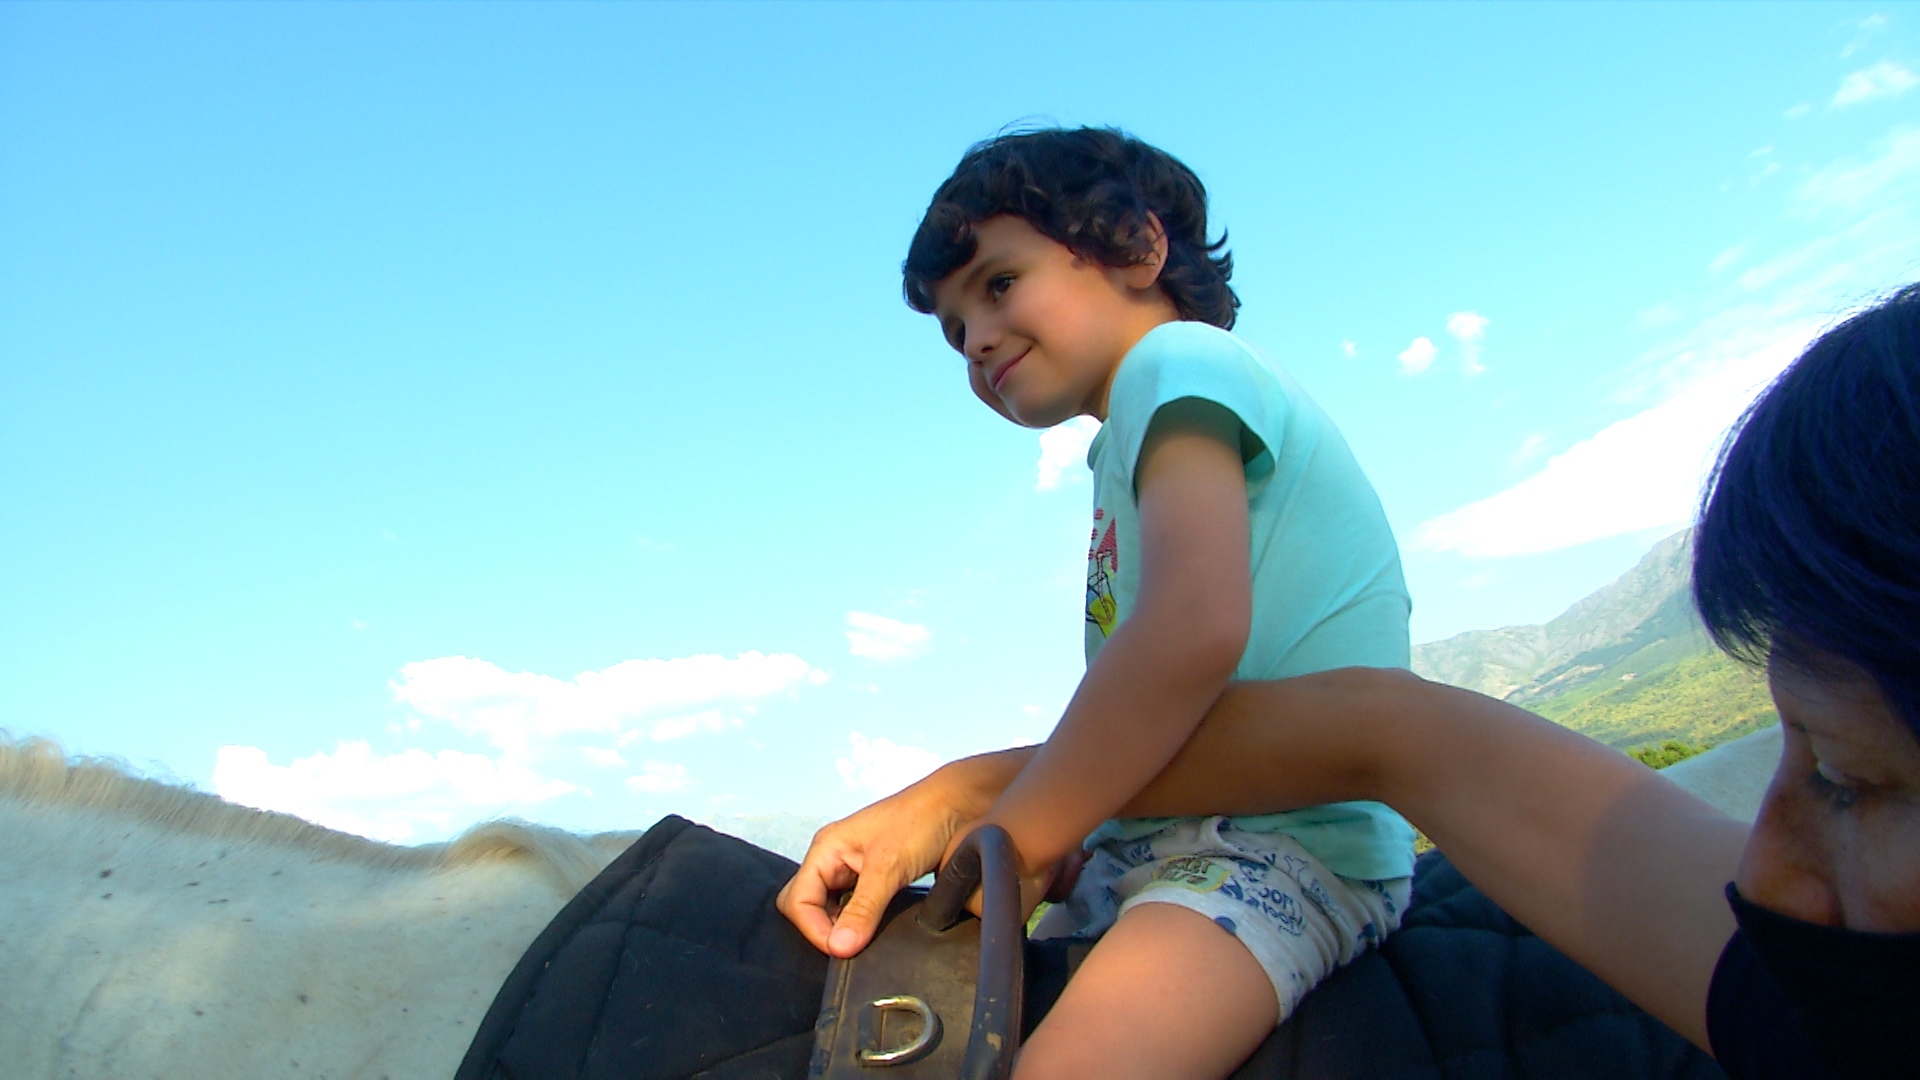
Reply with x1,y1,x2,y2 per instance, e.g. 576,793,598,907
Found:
1737,653,1920,932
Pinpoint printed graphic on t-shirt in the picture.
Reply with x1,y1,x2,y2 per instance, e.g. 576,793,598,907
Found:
1086,508,1119,638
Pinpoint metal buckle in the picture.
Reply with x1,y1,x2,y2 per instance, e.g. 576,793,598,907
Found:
857,995,942,1067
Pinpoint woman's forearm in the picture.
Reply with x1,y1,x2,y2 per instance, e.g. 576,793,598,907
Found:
1121,670,1396,817
933,745,1033,819
799,665,1748,1038
1123,668,1745,1048
930,674,1417,829
982,613,1242,869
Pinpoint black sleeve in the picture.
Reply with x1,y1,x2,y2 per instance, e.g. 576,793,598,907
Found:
1707,929,1832,1080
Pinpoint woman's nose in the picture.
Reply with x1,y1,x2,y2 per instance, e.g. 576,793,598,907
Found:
1738,767,1844,926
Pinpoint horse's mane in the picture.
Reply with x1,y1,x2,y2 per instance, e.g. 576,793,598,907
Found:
0,733,630,893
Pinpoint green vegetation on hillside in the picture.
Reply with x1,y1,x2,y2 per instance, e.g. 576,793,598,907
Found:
1415,531,1780,777
1507,590,1713,708
1531,649,1777,751
1628,739,1710,769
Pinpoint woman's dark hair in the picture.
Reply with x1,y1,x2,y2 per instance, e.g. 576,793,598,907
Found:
902,127,1239,328
1693,282,1920,735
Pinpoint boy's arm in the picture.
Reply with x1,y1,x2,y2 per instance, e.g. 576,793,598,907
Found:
973,406,1251,874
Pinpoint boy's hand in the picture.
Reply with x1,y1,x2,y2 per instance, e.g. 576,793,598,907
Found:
939,822,1088,922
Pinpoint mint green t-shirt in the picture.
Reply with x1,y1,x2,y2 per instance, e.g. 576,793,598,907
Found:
1084,321,1418,882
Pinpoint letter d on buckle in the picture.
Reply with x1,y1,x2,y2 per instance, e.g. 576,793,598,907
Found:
857,995,941,1067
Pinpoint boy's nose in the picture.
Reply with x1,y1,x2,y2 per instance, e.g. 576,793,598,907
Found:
966,322,1002,361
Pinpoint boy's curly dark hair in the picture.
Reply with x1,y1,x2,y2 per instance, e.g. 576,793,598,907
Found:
903,127,1239,329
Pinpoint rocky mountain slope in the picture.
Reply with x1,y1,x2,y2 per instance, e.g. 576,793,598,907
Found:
1413,530,1776,751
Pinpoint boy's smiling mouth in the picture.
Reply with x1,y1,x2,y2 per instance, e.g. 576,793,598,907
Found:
990,349,1028,392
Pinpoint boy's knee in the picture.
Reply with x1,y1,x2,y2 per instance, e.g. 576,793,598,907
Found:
1009,1034,1080,1080
1013,904,1278,1080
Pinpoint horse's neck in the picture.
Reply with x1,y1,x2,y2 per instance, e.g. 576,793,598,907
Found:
2,797,575,1080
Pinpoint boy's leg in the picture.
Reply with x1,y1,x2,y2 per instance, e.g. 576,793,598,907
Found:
1015,903,1277,1080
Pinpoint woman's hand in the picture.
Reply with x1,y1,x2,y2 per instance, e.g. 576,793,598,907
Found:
778,750,1031,957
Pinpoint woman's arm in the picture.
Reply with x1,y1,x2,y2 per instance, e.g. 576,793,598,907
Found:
1126,669,1748,1049
781,667,1748,1047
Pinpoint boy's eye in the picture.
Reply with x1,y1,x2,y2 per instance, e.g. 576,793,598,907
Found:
987,274,1013,298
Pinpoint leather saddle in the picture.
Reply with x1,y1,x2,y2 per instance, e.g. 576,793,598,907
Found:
808,826,1026,1080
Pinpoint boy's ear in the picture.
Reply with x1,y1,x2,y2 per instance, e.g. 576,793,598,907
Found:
1119,212,1171,291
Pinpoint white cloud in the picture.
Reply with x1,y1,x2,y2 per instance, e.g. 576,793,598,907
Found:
1832,61,1918,108
1036,416,1101,491
1416,84,1920,564
1408,331,1813,558
1708,244,1748,276
835,732,942,797
1626,128,1918,407
1798,128,1920,213
641,709,741,741
213,741,575,843
582,746,627,767
390,651,825,757
1340,340,1358,359
1397,336,1436,376
1508,432,1548,469
1445,312,1490,375
845,611,931,662
1844,14,1889,57
626,760,691,794
1784,103,1813,119
1636,301,1683,328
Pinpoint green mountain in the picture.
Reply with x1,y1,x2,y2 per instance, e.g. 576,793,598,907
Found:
1412,530,1777,754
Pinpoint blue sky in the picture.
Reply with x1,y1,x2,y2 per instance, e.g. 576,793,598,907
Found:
4,2,1917,843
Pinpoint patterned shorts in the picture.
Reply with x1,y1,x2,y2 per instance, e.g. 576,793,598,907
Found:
1031,816,1411,1024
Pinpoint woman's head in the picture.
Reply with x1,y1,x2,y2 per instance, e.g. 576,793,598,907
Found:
1693,282,1920,740
1694,283,1920,936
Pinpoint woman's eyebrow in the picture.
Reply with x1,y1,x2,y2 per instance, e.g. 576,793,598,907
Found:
1804,715,1911,766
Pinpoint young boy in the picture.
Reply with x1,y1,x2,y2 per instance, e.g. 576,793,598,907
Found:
908,127,1417,1078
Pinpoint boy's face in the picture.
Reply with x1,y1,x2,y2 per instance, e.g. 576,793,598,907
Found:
930,215,1175,428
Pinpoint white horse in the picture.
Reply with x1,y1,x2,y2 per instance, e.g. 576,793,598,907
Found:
0,727,1779,1080
0,734,639,1080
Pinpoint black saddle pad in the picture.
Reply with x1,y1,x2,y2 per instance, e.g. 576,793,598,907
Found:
1234,854,1725,1078
457,815,1724,1080
455,815,826,1080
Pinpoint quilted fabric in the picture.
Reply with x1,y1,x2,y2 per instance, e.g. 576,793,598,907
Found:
456,815,826,1080
459,819,1725,1080
1227,854,1726,1079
